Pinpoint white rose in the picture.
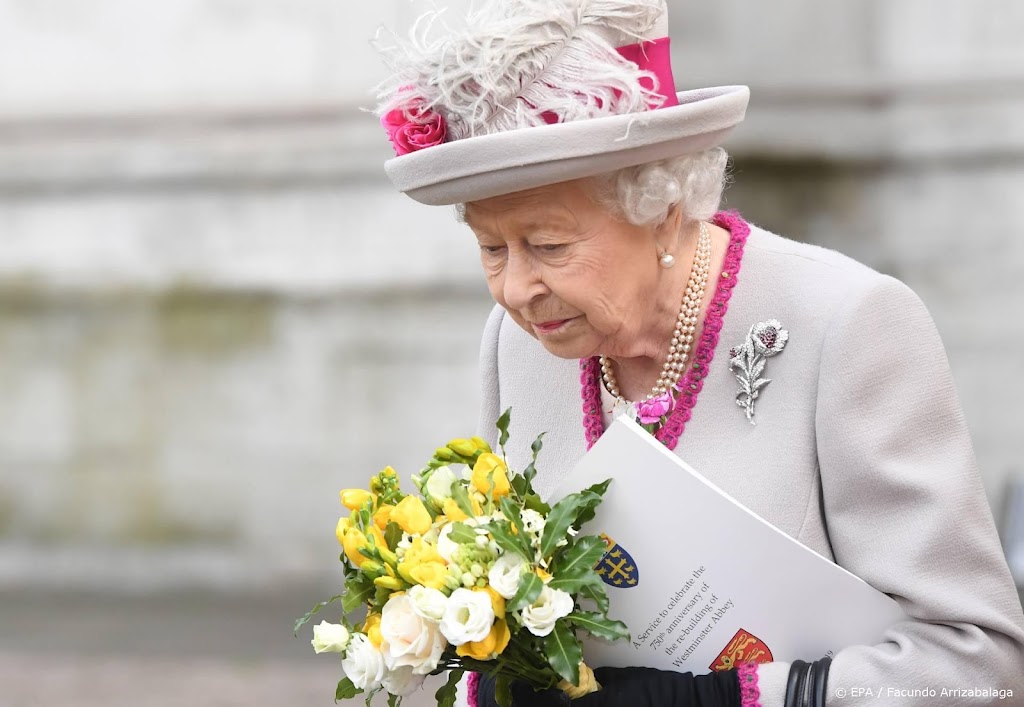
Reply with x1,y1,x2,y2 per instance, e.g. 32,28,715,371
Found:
380,594,446,675
382,665,426,696
310,621,350,654
488,553,528,600
424,466,457,504
439,588,495,646
341,633,386,691
408,585,448,622
521,586,574,637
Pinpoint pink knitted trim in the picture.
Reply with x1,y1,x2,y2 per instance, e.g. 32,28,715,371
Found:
580,211,750,451
737,662,762,706
466,672,480,707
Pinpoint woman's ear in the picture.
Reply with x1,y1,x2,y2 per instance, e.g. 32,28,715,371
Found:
653,203,685,253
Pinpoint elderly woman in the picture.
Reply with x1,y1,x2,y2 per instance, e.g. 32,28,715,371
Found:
373,1,1024,705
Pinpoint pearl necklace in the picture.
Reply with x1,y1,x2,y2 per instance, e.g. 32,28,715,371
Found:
600,221,712,405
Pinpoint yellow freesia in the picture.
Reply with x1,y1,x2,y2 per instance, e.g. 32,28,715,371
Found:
373,504,394,530
441,496,482,522
335,516,351,546
339,488,374,511
363,613,383,648
448,438,477,457
392,496,432,535
370,466,398,493
442,498,468,522
374,575,405,590
404,561,448,590
397,536,448,590
476,585,506,620
472,453,511,498
404,536,444,566
470,436,492,454
456,619,510,660
340,522,386,569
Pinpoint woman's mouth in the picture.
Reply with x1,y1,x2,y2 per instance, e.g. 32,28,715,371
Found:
533,318,575,334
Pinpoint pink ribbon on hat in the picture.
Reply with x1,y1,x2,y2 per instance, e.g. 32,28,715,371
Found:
540,36,678,124
617,36,679,109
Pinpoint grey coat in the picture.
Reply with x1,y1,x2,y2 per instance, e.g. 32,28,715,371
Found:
476,221,1024,706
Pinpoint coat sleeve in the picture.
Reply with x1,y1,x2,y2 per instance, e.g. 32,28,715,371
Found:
477,304,506,448
754,274,1024,705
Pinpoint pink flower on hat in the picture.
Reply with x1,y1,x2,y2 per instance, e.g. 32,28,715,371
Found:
380,99,447,156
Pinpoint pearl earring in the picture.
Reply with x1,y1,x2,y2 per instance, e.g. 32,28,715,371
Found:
659,251,675,268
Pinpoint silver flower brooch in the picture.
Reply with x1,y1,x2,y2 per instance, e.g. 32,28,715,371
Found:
728,320,789,425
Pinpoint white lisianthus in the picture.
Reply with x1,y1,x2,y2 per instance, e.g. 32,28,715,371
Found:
341,633,386,690
521,585,574,637
382,665,426,696
488,553,528,600
310,621,350,654
424,466,457,504
407,585,448,622
436,522,460,562
380,594,446,675
439,588,495,645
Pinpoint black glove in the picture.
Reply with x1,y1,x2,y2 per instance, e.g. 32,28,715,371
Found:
476,666,741,707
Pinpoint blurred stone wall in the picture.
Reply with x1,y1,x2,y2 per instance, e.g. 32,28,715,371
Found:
1,0,1021,593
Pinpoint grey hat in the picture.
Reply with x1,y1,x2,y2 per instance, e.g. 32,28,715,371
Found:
375,0,749,205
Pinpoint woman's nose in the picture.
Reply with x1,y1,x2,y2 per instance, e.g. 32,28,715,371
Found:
502,253,547,310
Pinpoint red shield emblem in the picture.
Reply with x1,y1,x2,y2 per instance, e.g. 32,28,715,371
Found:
709,628,774,671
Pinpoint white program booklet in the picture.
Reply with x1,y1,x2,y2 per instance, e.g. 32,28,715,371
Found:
551,417,907,672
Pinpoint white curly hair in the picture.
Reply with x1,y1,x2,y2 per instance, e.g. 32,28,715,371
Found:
455,149,729,227
590,148,731,226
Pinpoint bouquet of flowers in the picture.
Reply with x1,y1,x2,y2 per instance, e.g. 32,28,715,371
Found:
297,410,627,706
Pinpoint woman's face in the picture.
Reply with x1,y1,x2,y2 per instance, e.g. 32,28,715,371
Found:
463,178,679,360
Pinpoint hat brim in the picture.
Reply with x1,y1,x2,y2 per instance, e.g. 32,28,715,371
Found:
384,85,750,206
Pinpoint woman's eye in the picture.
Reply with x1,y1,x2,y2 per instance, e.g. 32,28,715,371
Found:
479,245,505,255
536,244,565,253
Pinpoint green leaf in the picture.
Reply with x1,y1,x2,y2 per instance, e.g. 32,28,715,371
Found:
435,669,464,707
335,677,362,700
496,408,512,451
507,571,543,613
364,686,382,707
483,520,531,561
517,432,545,492
342,577,376,614
383,521,403,551
572,479,612,531
387,692,401,707
497,497,533,555
447,521,479,545
294,593,343,635
579,582,610,614
495,676,512,707
523,493,551,515
569,611,630,642
547,536,607,593
544,620,583,687
449,482,476,519
539,490,599,559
